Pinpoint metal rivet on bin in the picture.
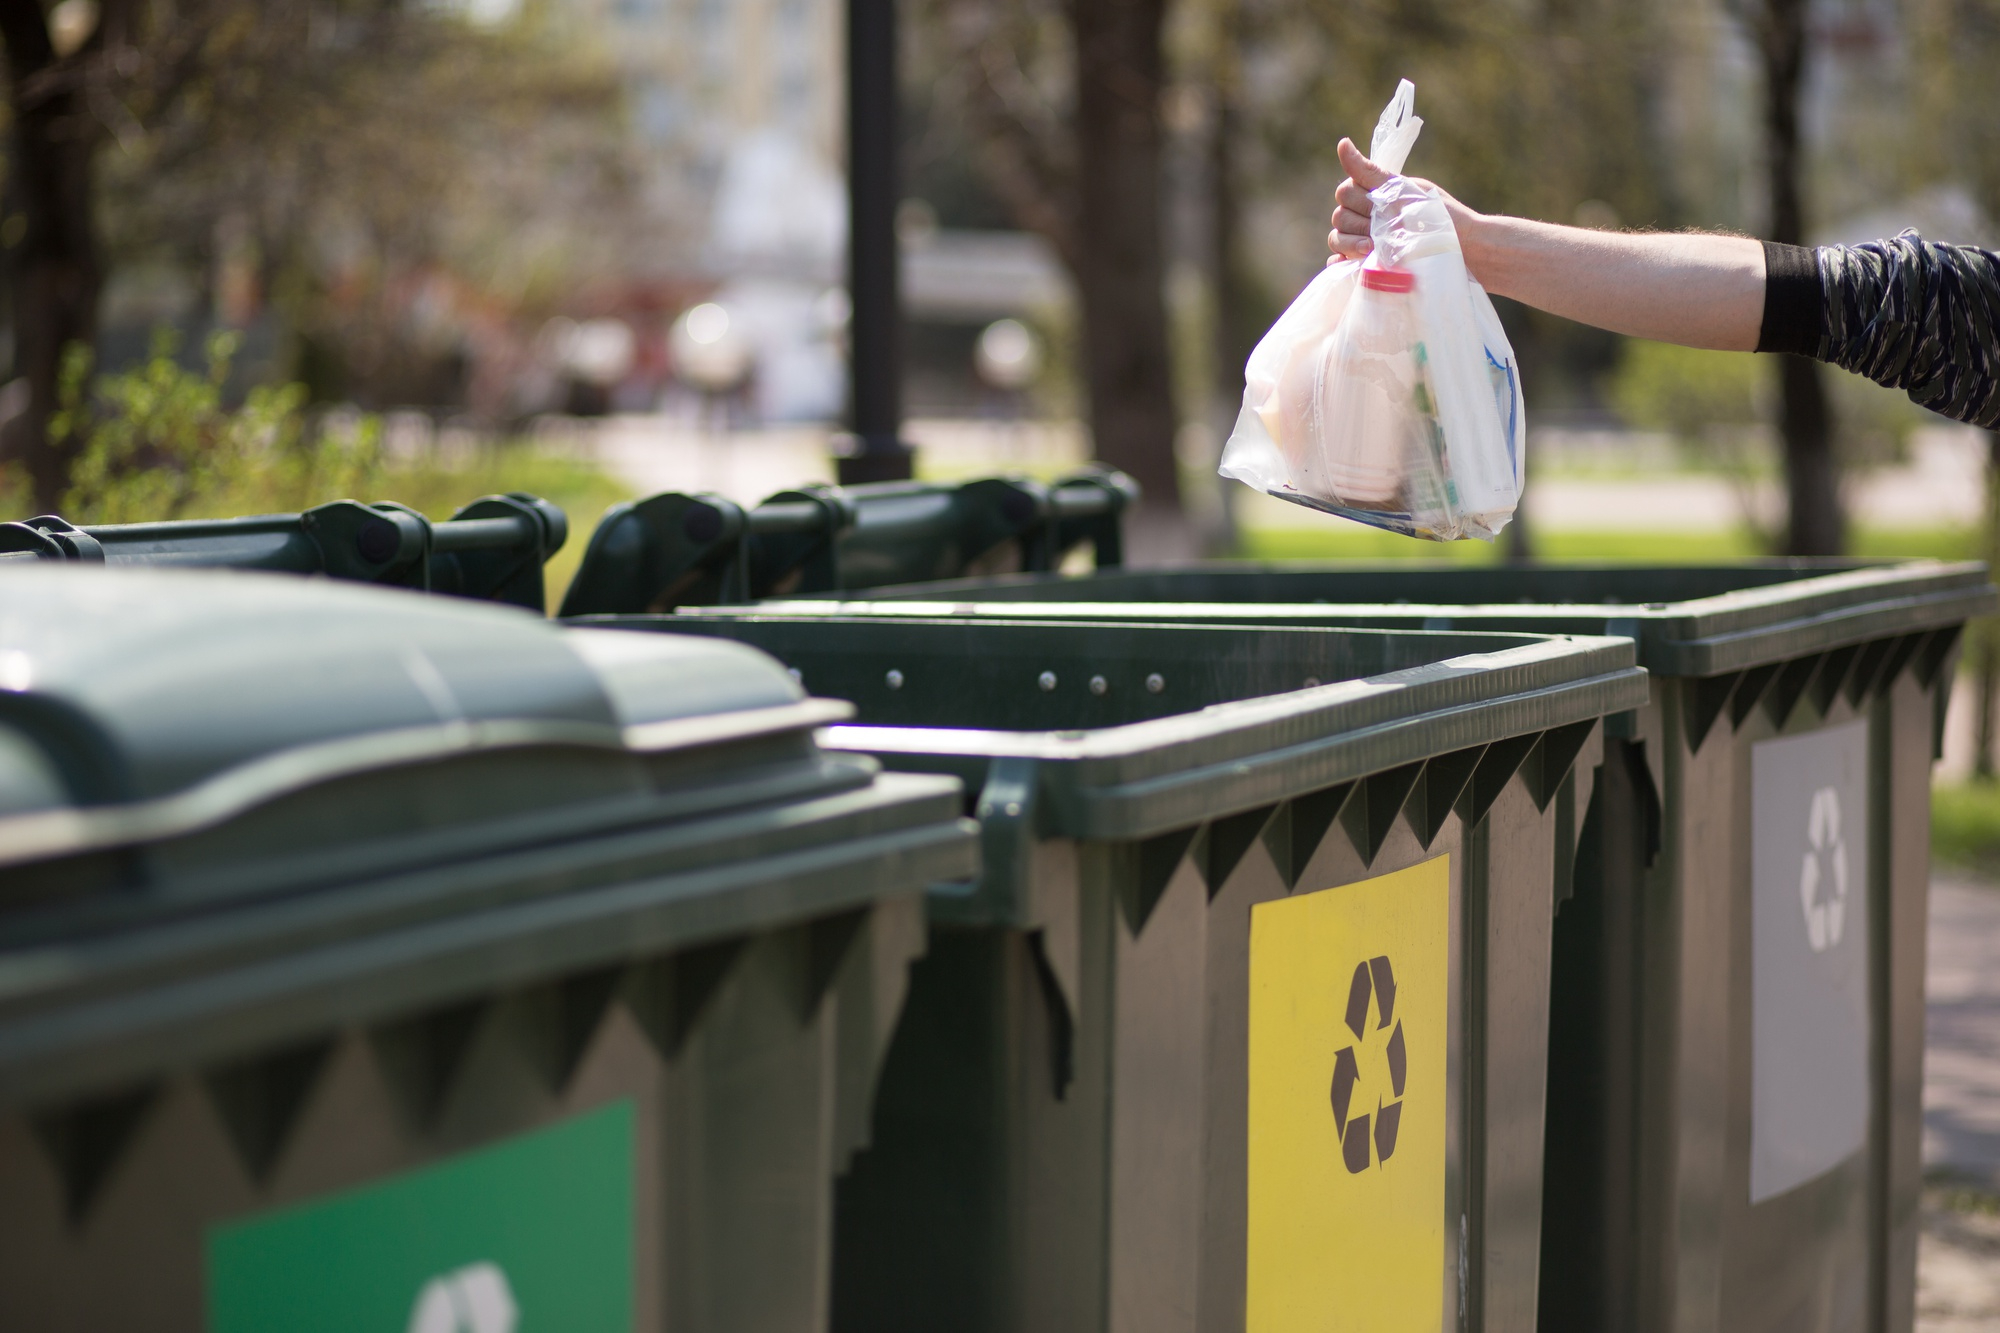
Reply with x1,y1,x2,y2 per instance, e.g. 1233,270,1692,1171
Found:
1004,801,1022,817
886,669,905,690
1145,673,1165,694
1089,675,1108,696
1039,671,1058,691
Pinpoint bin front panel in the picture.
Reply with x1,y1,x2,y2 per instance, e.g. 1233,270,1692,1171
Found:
0,896,925,1333
207,1100,635,1333
1749,720,1871,1204
834,764,1574,1333
1245,856,1451,1331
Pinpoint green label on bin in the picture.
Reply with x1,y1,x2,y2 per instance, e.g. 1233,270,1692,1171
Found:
207,1101,633,1333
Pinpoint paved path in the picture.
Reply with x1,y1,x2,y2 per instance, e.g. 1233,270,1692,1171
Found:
1926,876,2000,1188
1919,874,2000,1331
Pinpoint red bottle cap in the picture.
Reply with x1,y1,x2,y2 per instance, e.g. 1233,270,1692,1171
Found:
1360,267,1415,293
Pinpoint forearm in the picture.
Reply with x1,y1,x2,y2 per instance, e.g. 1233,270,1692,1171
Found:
1458,214,1767,352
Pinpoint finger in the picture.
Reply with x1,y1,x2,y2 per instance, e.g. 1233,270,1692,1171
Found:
1327,228,1372,259
1334,178,1373,217
1336,137,1392,190
1332,206,1369,237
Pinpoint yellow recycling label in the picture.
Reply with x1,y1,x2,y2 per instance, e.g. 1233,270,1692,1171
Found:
1246,854,1450,1333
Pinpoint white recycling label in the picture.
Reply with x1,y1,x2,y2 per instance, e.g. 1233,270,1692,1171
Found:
1800,785,1848,952
1750,718,1871,1203
408,1263,518,1333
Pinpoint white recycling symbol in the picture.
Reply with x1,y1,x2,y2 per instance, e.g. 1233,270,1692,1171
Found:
407,1262,517,1333
1799,786,1847,953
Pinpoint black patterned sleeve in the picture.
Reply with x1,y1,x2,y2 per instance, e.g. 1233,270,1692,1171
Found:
1780,233,2000,428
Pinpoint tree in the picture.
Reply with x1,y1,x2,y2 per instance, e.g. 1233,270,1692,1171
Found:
1740,0,1840,555
0,0,134,512
0,0,627,510
912,0,1181,522
1073,0,1179,518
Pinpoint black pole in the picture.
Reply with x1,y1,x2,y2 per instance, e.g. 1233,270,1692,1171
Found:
840,0,914,483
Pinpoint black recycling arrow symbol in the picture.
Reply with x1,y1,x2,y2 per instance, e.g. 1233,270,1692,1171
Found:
1330,954,1406,1173
1330,1046,1359,1135
1369,956,1395,1028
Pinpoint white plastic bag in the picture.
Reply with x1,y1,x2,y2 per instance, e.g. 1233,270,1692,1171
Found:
1219,80,1525,541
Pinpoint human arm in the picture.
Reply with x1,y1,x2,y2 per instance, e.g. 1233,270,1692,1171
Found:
1328,139,2000,428
1327,138,1766,351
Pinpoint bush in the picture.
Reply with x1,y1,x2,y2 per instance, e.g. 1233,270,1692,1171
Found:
52,331,389,524
3,332,634,610
1606,335,1927,472
1606,339,1765,461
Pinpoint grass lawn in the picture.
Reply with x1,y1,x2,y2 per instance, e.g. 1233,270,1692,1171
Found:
1935,781,2000,880
391,451,634,613
1237,524,1982,564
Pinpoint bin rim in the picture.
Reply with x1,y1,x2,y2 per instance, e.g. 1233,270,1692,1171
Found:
722,557,1996,677
590,614,1651,842
0,771,974,1112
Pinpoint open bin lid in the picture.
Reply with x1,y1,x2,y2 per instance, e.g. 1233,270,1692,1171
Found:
762,559,1997,677
0,569,974,1109
581,613,1650,922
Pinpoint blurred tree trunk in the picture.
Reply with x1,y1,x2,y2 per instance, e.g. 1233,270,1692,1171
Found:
1071,0,1180,517
0,0,113,513
1754,0,1843,556
1206,0,1252,555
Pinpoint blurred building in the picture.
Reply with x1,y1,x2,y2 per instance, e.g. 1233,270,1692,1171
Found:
566,0,1073,422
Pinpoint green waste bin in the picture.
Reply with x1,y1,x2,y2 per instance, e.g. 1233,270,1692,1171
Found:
0,491,569,610
0,567,976,1333
742,557,1998,1333
578,609,1650,1332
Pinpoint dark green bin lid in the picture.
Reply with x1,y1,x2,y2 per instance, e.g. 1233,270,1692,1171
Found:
774,559,1997,677
0,569,974,1110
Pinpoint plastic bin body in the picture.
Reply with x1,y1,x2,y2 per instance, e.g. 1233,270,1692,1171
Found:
0,568,976,1333
745,559,1996,1333
586,611,1650,1333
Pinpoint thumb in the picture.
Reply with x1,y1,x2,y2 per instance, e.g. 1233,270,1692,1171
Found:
1337,137,1392,190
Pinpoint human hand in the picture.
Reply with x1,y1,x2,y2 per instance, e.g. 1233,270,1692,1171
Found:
1327,137,1486,268
1327,138,1391,261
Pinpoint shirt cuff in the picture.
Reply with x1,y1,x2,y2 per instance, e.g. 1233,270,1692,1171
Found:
1757,240,1822,356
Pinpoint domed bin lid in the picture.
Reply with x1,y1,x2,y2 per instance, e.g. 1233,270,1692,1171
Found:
0,566,812,817
0,569,975,1110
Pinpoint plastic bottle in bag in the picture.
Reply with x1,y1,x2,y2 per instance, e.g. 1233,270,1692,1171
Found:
1220,80,1524,542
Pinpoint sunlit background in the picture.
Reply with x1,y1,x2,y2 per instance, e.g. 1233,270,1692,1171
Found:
3,0,2000,1316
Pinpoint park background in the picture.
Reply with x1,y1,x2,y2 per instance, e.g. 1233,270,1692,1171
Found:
0,0,1998,1321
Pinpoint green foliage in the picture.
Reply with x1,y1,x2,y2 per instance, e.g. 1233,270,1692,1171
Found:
1932,781,2000,877
1283,0,1671,234
1827,368,1927,469
1606,336,1927,472
4,333,634,610
1606,339,1764,454
54,332,388,525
